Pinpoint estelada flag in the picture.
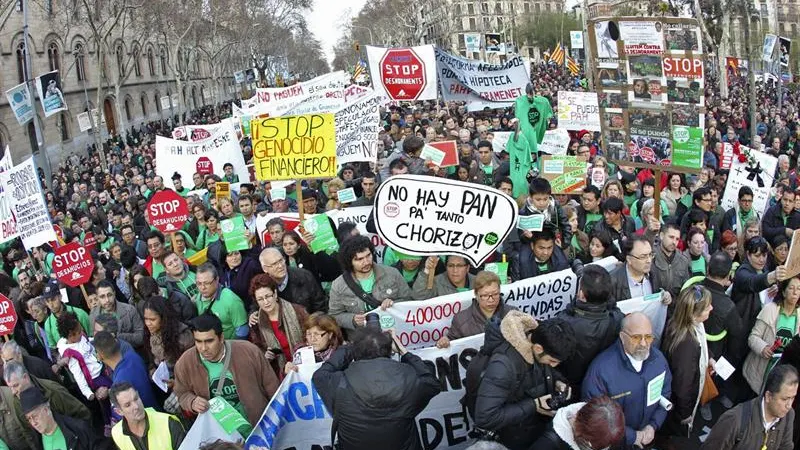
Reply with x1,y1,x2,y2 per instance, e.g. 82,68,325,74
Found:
567,56,581,75
550,43,565,66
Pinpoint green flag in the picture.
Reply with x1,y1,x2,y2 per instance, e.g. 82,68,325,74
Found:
506,131,532,199
514,94,554,152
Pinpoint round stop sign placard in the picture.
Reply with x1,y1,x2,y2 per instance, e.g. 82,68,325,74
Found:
380,48,427,100
196,157,214,175
54,241,95,287
0,294,17,336
147,190,189,233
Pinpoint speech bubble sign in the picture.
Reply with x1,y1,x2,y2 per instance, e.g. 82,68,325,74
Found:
374,175,518,266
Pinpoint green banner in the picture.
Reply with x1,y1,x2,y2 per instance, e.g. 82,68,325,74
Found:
209,396,251,436
221,216,250,252
484,261,509,284
672,126,703,170
304,214,339,254
542,156,587,193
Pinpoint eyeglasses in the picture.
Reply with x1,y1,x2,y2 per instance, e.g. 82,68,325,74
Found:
195,280,216,287
305,331,328,340
622,330,655,344
263,260,284,269
629,253,655,261
447,263,469,269
255,292,277,302
479,292,501,301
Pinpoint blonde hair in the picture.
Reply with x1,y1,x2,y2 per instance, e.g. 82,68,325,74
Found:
326,178,346,211
474,271,500,294
664,286,712,355
602,179,624,199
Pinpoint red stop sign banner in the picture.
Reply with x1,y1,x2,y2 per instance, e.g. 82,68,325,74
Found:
196,157,214,175
83,231,97,253
54,241,95,287
0,294,17,337
379,48,428,100
147,190,189,233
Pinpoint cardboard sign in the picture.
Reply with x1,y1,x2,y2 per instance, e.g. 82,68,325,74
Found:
0,294,17,337
251,114,337,181
334,93,382,165
785,229,800,279
82,232,97,253
374,175,518,266
720,149,778,216
53,242,94,287
518,215,545,231
427,141,459,167
538,128,571,155
662,57,703,79
0,147,17,244
215,182,231,200
147,190,190,233
557,91,601,131
541,156,588,193
336,187,356,204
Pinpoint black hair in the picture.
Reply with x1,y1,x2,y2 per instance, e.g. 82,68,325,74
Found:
528,178,552,196
688,209,708,226
109,381,136,407
265,218,285,230
764,364,799,395
477,140,492,150
620,235,651,258
707,252,733,279
96,279,115,293
582,185,601,200
362,171,377,181
350,327,392,361
388,158,408,173
135,276,161,299
93,330,121,357
338,235,374,272
56,312,81,339
745,236,769,255
336,222,359,245
771,235,789,250
531,228,556,244
190,314,223,337
531,318,576,362
145,229,165,244
580,265,613,304
494,177,513,189
403,136,425,155
601,197,624,213
738,186,754,199
692,186,712,205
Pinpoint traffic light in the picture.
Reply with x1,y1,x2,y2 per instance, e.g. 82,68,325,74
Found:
354,42,360,53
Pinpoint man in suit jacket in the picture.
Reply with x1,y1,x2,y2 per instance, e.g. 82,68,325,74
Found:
610,236,673,307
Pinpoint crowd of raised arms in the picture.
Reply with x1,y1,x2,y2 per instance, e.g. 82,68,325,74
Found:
1,62,800,450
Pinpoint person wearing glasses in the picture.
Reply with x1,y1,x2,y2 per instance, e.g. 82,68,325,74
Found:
743,275,800,396
678,186,716,243
763,188,799,243
610,235,673,306
259,247,327,314
284,313,344,374
582,312,672,450
413,255,475,300
660,286,714,436
246,274,308,377
436,271,516,348
732,236,789,341
720,186,760,244
193,263,248,340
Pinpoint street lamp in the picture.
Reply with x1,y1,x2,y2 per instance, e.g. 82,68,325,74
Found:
72,48,102,162
351,25,375,46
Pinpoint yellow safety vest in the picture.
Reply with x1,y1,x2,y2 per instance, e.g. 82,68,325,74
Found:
112,408,178,450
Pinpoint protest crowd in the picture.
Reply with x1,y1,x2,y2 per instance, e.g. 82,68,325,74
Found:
3,41,800,450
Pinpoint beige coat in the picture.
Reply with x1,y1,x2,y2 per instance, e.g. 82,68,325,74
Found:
743,302,800,393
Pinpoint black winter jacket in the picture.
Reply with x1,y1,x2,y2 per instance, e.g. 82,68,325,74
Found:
510,243,582,282
280,266,329,313
53,412,111,450
762,203,800,244
731,261,771,342
702,278,745,366
556,301,624,388
474,310,562,450
312,345,441,450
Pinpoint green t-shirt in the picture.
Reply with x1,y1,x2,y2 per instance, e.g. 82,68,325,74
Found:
584,212,602,234
200,359,248,423
195,288,248,339
776,311,797,353
45,306,92,348
42,425,67,450
359,272,376,294
170,272,199,299
99,237,116,252
402,269,418,284
689,254,706,277
149,261,165,280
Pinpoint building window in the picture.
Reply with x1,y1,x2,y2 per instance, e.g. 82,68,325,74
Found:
133,47,141,77
147,49,155,76
160,49,167,75
59,113,70,141
455,3,461,14
116,45,125,78
140,95,147,117
124,98,132,121
468,3,474,14
47,42,60,72
524,2,530,13
74,44,86,81
494,2,502,14
16,42,27,83
483,17,490,29
469,17,476,30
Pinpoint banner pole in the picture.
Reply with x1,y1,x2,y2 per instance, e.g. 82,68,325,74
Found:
296,181,305,224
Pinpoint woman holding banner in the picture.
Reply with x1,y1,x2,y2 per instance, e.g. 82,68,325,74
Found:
284,313,344,374
436,271,516,348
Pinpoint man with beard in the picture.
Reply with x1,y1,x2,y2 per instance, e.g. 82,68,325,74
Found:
582,313,672,449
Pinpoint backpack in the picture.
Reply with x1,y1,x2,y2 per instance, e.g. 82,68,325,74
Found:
734,399,753,447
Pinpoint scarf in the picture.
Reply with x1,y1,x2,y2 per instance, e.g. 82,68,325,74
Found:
257,299,304,369
525,197,555,223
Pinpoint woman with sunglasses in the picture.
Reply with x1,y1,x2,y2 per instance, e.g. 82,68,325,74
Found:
661,285,713,438
743,276,800,395
247,274,309,378
732,236,789,338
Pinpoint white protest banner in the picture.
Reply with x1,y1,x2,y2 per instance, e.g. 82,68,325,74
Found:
327,206,387,261
246,335,483,450
254,72,346,116
34,71,67,118
618,292,668,344
231,102,244,118
379,269,576,349
155,122,248,186
0,147,17,244
375,175,518,266
334,93,382,165
435,49,529,111
160,96,171,111
538,128,572,155
77,112,92,132
178,411,243,450
344,84,374,104
5,82,34,125
184,124,225,142
721,149,777,216
557,91,601,131
1,158,57,249
490,131,512,153
366,45,438,101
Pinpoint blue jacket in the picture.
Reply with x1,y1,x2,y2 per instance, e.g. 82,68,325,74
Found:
581,339,672,448
112,350,159,409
